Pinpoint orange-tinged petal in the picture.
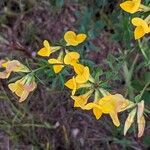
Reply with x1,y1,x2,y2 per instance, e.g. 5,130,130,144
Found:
124,108,137,135
0,71,10,79
8,76,37,102
93,107,102,120
19,91,29,102
6,60,29,73
138,115,145,138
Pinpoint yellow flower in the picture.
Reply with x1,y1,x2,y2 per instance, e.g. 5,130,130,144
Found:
65,76,91,95
0,60,29,79
71,90,93,108
131,17,150,39
37,40,61,57
8,75,37,102
64,52,80,66
120,0,141,14
73,63,90,84
84,94,129,127
64,31,87,46
48,52,64,73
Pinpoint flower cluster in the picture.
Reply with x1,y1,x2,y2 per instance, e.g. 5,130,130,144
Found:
0,31,148,137
120,0,150,39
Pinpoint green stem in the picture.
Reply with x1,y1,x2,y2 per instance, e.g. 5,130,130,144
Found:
139,81,150,100
138,40,149,61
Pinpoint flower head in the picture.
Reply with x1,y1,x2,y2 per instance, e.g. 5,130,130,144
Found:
84,94,130,127
71,90,93,108
64,52,80,66
0,60,29,79
120,0,141,14
73,63,90,84
38,40,61,57
65,76,91,95
131,17,150,39
8,75,37,102
64,31,87,46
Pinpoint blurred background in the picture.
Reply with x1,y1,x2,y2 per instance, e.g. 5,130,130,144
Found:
0,0,150,149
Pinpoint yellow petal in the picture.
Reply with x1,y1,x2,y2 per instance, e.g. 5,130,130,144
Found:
53,65,64,73
75,66,90,83
73,63,84,75
64,31,78,46
38,47,51,57
93,107,102,120
72,77,77,95
48,59,64,73
120,0,140,14
65,78,75,90
8,82,17,92
109,111,120,127
124,108,137,135
19,91,29,102
134,26,145,40
64,52,80,65
132,18,149,33
138,115,145,138
83,102,101,110
71,95,88,108
43,40,50,50
76,34,87,44
71,90,93,108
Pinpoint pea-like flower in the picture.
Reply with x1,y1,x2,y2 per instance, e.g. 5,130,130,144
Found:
8,75,37,102
73,63,90,84
37,40,61,57
83,94,130,127
64,52,80,66
65,76,91,95
71,90,93,108
120,0,141,14
0,60,29,79
64,31,87,46
131,17,150,39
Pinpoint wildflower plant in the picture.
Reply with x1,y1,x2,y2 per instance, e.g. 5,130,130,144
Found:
0,1,150,141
